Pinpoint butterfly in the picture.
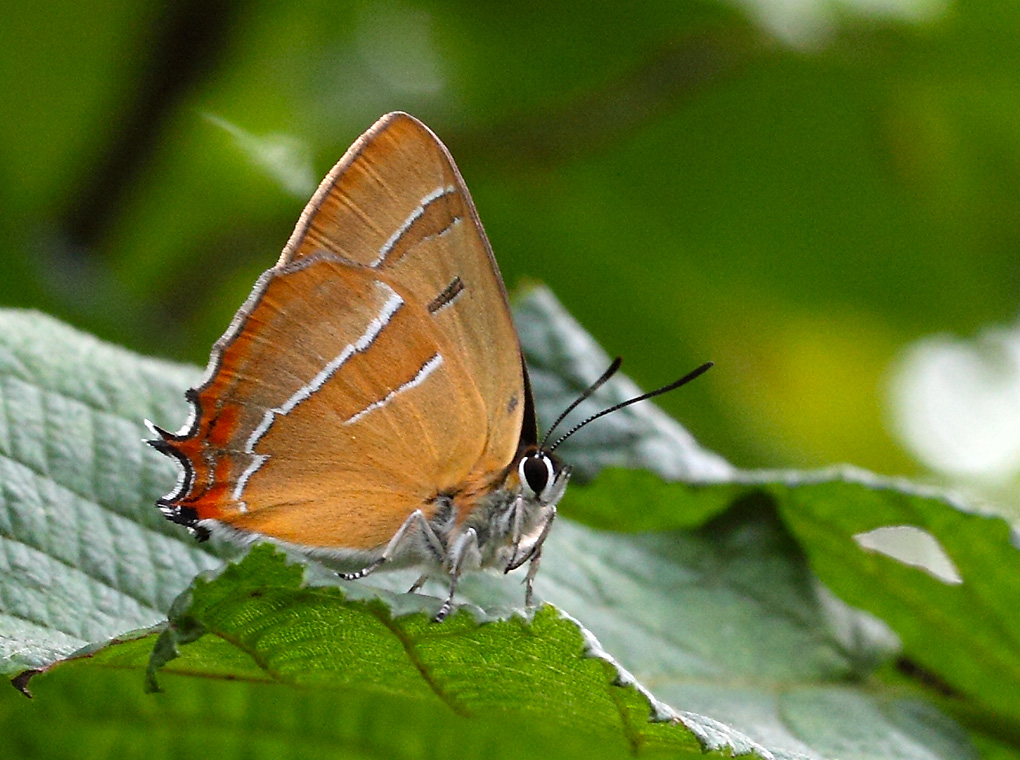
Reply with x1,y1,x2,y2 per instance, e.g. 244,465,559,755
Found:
147,112,711,621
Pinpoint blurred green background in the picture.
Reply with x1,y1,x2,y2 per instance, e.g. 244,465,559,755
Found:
2,0,1019,508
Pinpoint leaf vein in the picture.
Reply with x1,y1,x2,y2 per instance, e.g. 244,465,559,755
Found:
369,608,471,717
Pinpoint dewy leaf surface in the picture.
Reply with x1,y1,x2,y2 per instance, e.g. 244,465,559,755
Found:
0,291,1008,760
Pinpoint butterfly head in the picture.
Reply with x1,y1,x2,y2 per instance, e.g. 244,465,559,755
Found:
516,447,570,507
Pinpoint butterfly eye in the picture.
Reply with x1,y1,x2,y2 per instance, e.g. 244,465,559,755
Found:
519,453,555,501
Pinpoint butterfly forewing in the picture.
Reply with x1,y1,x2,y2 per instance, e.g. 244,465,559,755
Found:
155,112,528,551
280,113,527,486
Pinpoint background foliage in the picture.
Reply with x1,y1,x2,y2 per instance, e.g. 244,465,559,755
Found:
1,0,1019,758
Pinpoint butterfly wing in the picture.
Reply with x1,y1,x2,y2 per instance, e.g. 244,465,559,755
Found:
152,113,528,551
280,112,531,469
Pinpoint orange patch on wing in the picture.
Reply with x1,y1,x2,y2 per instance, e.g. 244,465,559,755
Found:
207,403,241,449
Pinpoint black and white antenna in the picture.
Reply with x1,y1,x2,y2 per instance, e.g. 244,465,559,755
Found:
541,359,714,452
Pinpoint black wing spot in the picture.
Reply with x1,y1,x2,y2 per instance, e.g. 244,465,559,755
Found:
507,394,519,414
427,276,465,314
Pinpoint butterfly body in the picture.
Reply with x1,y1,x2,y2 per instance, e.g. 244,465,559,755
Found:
148,112,571,619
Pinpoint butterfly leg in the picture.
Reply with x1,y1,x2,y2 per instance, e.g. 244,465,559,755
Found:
504,495,526,573
407,573,430,594
516,507,558,608
504,505,557,573
434,528,480,622
523,549,544,608
337,509,446,581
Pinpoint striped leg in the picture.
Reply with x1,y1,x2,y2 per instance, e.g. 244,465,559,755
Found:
434,528,479,622
338,509,444,580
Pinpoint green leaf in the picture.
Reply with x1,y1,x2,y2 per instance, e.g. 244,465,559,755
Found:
0,291,1008,760
0,309,221,676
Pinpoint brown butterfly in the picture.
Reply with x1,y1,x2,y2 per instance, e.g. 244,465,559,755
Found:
147,112,710,621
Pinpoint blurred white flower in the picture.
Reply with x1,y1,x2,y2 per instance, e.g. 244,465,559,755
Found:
888,323,1020,483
